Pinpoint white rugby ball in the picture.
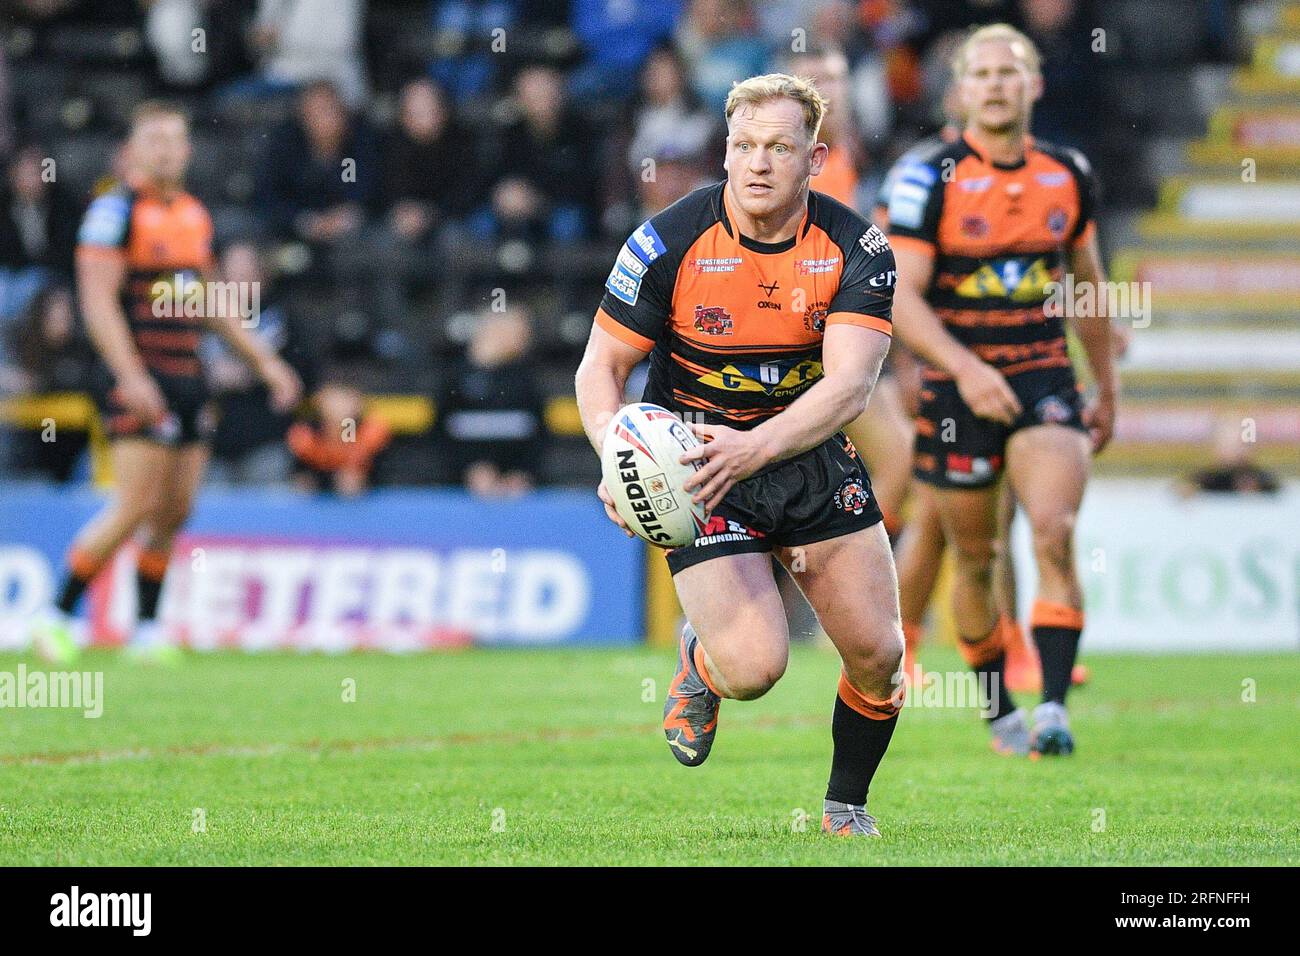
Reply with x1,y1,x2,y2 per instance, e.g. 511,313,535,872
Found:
601,403,708,547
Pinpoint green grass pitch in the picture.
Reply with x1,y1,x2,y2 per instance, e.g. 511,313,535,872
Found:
1,645,1296,865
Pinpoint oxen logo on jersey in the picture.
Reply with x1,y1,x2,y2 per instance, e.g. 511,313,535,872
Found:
1034,394,1073,424
1046,206,1069,238
858,224,889,257
960,215,989,238
954,257,1053,302
834,476,870,515
756,280,781,309
699,359,822,396
693,305,734,336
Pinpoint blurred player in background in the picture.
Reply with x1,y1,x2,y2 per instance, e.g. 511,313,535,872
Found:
876,96,1112,697
578,74,903,836
872,94,1054,694
887,26,1118,757
30,101,301,662
783,43,914,540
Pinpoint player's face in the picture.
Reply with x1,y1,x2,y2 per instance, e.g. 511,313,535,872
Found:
724,98,826,221
129,115,191,186
958,40,1042,134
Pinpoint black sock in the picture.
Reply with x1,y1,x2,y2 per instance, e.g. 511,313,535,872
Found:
1035,626,1081,705
56,572,92,615
826,696,899,806
137,571,165,621
975,653,1016,721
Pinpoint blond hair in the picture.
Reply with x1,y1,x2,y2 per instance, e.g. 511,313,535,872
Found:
725,73,827,142
951,24,1042,79
130,99,189,132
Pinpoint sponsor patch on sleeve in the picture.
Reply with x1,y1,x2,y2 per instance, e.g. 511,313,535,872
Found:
858,224,891,257
628,221,667,266
898,163,937,187
77,193,130,247
887,180,930,230
605,258,644,305
616,244,647,277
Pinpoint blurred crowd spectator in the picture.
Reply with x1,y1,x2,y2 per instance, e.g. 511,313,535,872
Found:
0,144,80,320
435,305,544,496
288,381,392,496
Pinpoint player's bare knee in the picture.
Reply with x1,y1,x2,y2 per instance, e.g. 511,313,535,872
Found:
844,625,903,686
1031,511,1075,569
952,542,994,581
114,495,160,532
718,648,787,700
152,497,195,537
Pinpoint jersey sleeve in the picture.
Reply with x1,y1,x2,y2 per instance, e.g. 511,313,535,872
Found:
883,159,944,258
826,222,896,336
872,161,903,227
595,218,675,353
197,202,216,273
75,191,131,260
1063,147,1099,250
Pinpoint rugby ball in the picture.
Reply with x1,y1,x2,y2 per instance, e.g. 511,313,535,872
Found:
601,403,708,548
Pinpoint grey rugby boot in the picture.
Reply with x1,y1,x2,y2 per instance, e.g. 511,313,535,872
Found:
988,707,1031,756
821,799,882,837
1030,701,1075,756
662,624,721,767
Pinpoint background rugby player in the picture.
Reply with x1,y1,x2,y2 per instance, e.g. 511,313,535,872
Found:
887,25,1118,757
31,101,301,661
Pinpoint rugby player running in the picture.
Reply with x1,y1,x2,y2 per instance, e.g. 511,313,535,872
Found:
577,74,904,836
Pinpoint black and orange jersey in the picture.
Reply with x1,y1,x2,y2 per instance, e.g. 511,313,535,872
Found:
885,132,1097,379
76,184,215,380
596,182,895,428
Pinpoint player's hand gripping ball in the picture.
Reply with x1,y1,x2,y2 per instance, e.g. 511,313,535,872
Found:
600,403,708,547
